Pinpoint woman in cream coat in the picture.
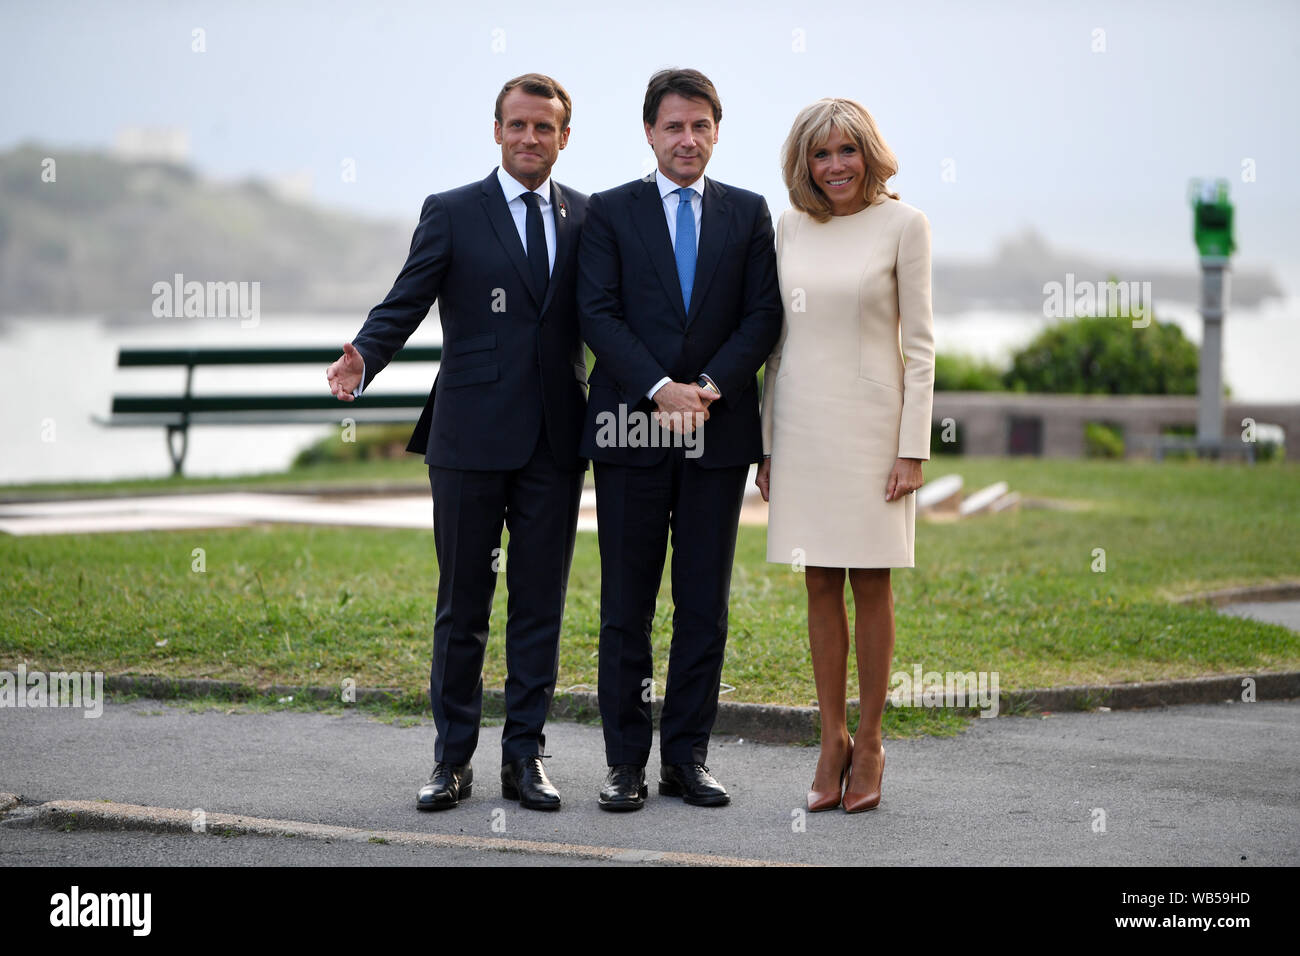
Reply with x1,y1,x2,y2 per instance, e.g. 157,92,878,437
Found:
755,98,934,813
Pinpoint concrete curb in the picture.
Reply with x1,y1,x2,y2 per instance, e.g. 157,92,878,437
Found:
4,798,796,866
997,672,1300,712
97,674,412,707
1175,582,1300,607
85,670,1300,745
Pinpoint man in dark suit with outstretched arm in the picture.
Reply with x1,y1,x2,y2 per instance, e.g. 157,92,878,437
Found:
325,73,589,812
577,68,783,811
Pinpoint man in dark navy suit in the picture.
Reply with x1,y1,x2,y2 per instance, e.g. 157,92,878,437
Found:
577,69,782,811
326,74,589,812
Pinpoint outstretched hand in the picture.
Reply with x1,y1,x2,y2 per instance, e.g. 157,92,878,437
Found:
326,342,364,402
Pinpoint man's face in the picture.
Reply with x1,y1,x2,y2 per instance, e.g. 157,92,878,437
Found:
494,88,570,187
645,93,718,187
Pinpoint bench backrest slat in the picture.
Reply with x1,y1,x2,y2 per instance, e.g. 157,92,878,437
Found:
112,394,431,413
117,347,442,366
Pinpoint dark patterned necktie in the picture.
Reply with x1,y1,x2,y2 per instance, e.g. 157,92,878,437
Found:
522,191,549,301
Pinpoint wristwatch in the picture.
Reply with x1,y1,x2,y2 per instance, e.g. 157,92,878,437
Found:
696,376,720,396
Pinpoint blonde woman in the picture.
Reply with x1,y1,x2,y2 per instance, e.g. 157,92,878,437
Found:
755,98,934,813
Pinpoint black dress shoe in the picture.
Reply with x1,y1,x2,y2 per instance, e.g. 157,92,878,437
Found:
416,762,471,811
659,763,730,807
598,764,648,812
501,755,561,811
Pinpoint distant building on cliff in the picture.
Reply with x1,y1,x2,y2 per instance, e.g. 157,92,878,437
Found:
111,126,190,164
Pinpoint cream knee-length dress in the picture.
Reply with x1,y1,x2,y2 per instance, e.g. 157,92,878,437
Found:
760,199,935,569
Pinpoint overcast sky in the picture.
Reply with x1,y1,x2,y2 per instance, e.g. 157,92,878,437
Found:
4,0,1298,289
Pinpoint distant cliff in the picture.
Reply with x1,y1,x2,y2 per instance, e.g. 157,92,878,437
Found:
0,143,411,316
0,144,1285,317
932,228,1284,313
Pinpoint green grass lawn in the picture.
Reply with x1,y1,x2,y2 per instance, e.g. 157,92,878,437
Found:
2,458,1297,712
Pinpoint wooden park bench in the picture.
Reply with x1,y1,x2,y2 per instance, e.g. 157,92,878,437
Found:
94,346,441,475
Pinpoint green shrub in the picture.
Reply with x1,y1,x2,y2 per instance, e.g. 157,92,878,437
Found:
1257,439,1285,463
293,424,416,467
934,353,1004,391
1084,421,1125,458
1004,313,1198,395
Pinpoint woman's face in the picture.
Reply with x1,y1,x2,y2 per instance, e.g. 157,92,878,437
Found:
807,127,867,214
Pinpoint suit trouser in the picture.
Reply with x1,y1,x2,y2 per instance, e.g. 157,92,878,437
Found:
594,448,748,767
428,429,584,765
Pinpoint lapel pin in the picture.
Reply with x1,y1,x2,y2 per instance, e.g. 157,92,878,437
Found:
559,203,567,219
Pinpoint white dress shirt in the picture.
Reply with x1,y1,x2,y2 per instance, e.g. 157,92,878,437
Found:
496,165,557,275
657,166,702,254
352,167,556,399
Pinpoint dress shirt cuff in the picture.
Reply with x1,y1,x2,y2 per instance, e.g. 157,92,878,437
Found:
354,356,366,398
699,373,721,398
647,376,672,401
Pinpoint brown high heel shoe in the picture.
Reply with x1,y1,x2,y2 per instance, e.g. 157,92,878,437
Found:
843,745,884,813
807,737,852,812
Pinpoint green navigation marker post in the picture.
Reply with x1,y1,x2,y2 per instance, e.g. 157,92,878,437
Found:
1188,178,1235,455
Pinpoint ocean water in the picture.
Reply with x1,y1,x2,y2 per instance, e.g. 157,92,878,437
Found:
6,313,441,485
5,300,1297,485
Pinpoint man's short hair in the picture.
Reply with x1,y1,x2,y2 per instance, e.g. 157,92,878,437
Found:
642,68,722,127
495,73,572,129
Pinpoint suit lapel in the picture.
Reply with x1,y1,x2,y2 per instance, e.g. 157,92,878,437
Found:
687,177,730,325
632,175,689,324
480,169,541,309
539,180,573,316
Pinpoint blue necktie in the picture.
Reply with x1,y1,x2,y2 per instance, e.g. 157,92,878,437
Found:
674,186,697,314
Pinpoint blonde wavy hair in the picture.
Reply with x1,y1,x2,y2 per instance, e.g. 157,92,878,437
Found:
781,98,899,222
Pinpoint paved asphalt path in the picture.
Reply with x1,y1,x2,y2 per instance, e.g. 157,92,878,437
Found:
1221,600,1300,633
2,698,1296,865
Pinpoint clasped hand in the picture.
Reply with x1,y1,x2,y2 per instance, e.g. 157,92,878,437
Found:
652,381,715,433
